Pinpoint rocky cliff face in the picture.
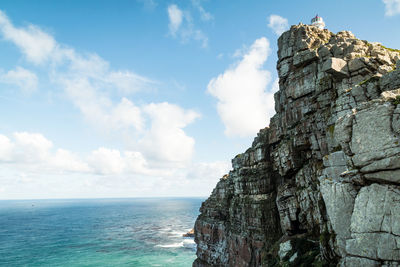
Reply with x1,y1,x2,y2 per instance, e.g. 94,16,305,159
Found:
193,24,400,266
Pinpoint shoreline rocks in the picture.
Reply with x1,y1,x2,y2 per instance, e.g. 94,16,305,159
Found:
183,228,195,238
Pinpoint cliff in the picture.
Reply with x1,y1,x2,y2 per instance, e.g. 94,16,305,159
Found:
193,24,400,266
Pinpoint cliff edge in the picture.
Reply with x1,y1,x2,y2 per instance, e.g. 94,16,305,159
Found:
193,24,400,266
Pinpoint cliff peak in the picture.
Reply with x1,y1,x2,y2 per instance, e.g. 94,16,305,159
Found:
194,25,400,266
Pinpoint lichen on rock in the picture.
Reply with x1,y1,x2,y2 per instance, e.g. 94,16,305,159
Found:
193,24,400,267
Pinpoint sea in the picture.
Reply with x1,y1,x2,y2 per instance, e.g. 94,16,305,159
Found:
0,197,204,267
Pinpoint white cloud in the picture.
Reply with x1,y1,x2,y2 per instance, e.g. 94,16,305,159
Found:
49,48,149,135
14,132,53,162
123,151,150,174
52,149,90,172
0,132,90,173
0,10,201,166
0,14,155,135
106,71,155,94
61,77,145,133
271,78,280,93
191,0,213,21
0,131,233,198
383,0,400,16
137,0,157,9
0,12,154,94
268,14,289,36
111,97,144,131
0,132,162,176
3,28,148,134
0,10,214,198
167,4,208,48
1,66,38,93
139,102,200,164
186,161,230,180
0,130,214,181
88,147,125,175
88,148,158,175
208,37,276,137
0,11,56,64
58,71,198,164
60,76,144,132
193,29,208,48
168,4,183,36
0,135,14,161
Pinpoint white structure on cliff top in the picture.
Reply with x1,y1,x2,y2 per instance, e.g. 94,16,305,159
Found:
311,15,325,29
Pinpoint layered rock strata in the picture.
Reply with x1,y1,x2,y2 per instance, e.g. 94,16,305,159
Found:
193,24,400,266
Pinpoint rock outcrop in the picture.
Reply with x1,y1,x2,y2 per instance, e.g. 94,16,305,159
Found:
193,24,400,266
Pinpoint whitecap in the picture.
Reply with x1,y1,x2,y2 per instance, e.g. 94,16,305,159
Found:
159,227,186,237
182,239,196,249
156,242,183,248
169,230,186,237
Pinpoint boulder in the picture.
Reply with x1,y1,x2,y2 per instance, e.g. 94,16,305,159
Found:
322,57,348,78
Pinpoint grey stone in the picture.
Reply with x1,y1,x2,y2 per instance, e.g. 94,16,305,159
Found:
351,85,368,103
366,82,381,99
393,106,400,134
285,63,317,99
364,170,400,185
361,156,400,172
334,112,354,155
350,102,400,167
348,58,366,73
341,257,380,267
322,152,350,181
322,57,348,78
351,184,400,236
380,69,400,92
293,49,318,67
320,178,357,255
278,58,292,78
323,151,348,167
346,233,400,261
318,46,331,59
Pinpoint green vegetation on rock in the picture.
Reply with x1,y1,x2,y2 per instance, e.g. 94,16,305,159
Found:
379,44,400,53
392,95,400,105
358,75,380,86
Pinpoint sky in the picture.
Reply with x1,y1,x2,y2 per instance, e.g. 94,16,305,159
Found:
0,0,399,199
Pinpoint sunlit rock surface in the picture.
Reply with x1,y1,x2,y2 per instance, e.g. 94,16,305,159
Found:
193,24,400,266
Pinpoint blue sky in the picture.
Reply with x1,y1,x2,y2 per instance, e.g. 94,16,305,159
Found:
0,0,399,199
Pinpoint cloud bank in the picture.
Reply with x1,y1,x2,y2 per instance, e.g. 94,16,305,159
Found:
0,10,201,167
0,10,232,198
0,131,231,198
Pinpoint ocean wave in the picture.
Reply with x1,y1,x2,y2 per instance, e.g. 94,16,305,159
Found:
182,239,196,249
156,242,183,248
159,227,187,237
156,239,196,249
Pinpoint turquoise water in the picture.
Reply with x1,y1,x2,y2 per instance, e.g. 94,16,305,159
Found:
0,198,204,266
